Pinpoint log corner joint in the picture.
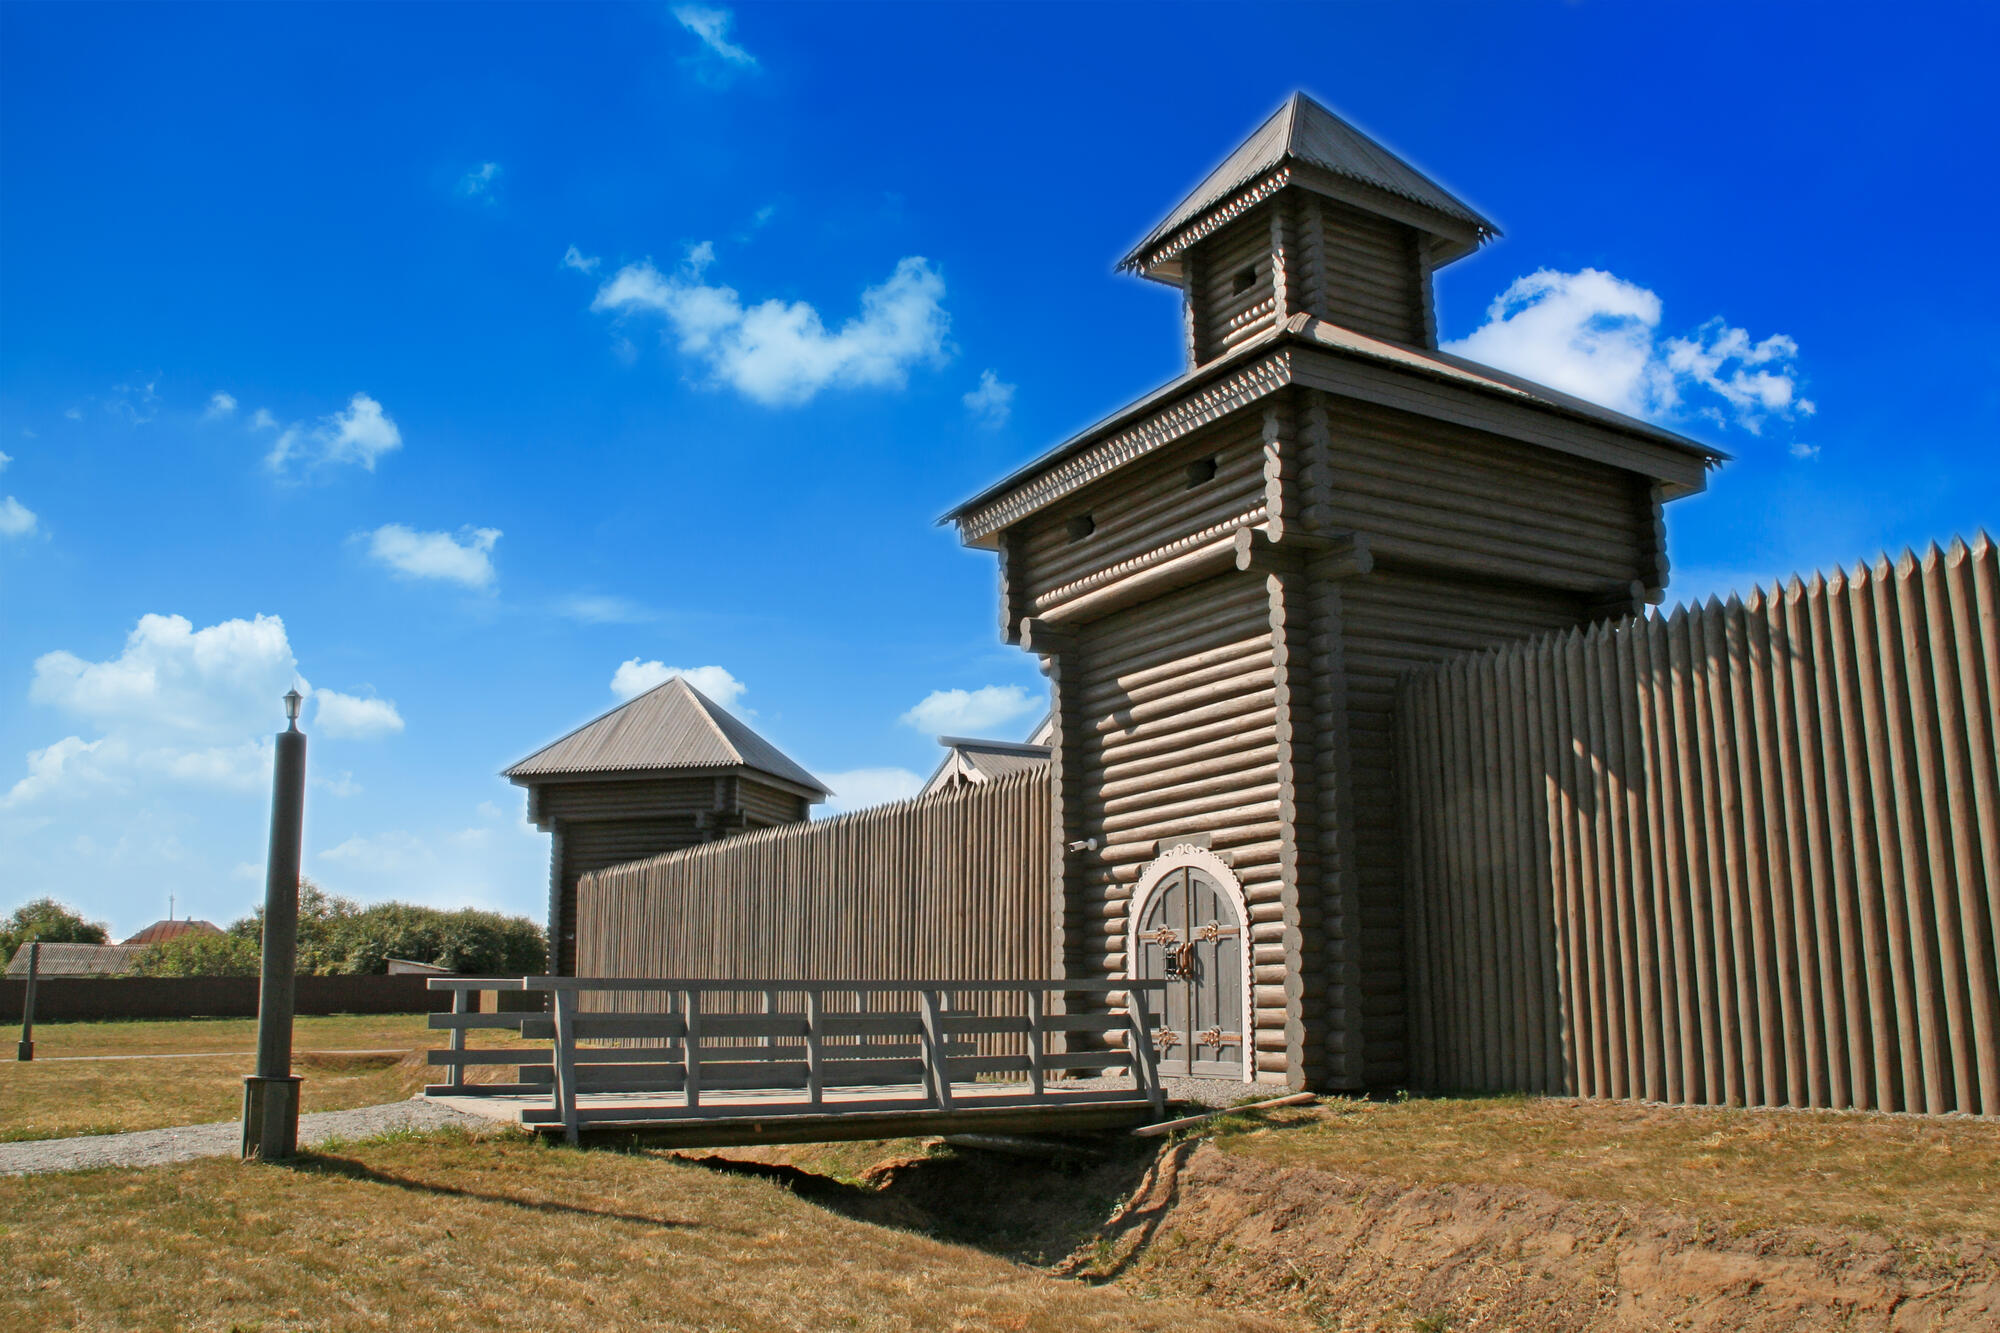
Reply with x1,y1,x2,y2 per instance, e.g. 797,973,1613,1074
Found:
1233,526,1372,578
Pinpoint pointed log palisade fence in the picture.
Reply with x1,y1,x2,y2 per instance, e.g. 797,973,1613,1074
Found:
575,771,1055,1036
1397,535,1999,1115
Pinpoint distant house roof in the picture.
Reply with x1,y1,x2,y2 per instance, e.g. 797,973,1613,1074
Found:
384,957,453,975
504,675,830,798
919,716,1055,798
5,942,145,978
1122,92,1498,276
122,918,222,947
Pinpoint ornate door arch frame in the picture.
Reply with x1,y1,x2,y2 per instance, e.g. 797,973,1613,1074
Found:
1124,843,1255,1082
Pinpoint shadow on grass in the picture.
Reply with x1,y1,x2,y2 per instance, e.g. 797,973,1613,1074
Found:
284,1147,728,1235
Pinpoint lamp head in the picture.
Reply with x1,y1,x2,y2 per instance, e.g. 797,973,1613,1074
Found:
283,688,303,729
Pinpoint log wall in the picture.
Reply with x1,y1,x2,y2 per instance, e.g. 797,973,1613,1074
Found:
1397,537,2000,1115
1067,572,1287,1078
574,771,1052,992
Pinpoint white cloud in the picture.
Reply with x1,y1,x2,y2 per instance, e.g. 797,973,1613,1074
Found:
818,767,925,816
265,392,403,473
5,612,312,808
313,690,405,739
1443,268,1813,439
151,739,273,791
561,245,601,274
206,392,238,418
673,5,756,67
1790,441,1821,460
0,496,36,538
64,407,82,421
457,162,501,202
364,524,500,589
31,613,297,737
320,829,434,875
558,594,654,624
963,369,1016,428
610,660,746,709
317,393,403,468
0,450,10,469
1660,320,1816,435
4,736,117,806
900,684,1039,736
108,381,159,425
313,770,361,798
250,407,279,432
590,248,951,406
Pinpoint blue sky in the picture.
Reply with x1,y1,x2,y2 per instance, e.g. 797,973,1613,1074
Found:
3,2,1994,939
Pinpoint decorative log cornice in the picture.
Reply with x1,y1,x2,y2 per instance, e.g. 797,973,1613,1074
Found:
958,352,1292,543
1140,168,1292,274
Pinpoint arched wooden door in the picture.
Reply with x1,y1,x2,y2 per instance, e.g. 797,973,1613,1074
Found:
1132,864,1246,1079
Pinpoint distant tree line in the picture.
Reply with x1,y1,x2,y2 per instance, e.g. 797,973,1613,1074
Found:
1,898,110,961
3,883,545,978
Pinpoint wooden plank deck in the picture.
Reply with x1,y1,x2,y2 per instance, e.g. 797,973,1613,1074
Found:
426,1081,1158,1148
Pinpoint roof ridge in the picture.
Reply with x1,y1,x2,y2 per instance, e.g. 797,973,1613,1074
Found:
501,674,684,775
678,676,747,764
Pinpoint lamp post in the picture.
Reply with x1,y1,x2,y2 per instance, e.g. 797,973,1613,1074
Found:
243,687,307,1160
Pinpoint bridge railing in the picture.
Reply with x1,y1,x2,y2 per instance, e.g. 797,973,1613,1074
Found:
426,977,1169,1142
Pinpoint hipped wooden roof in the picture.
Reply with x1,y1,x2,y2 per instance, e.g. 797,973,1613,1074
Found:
1121,92,1498,277
505,676,829,797
944,313,1726,544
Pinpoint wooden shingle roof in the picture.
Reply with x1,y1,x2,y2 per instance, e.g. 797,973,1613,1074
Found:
504,676,829,797
1121,92,1498,276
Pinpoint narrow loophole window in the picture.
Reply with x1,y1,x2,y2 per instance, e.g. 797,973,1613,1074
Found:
1066,514,1096,542
1185,456,1218,489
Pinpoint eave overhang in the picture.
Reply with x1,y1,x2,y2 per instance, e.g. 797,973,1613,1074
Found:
943,316,1725,548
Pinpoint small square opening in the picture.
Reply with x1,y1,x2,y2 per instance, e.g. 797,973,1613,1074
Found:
1231,266,1257,296
1066,514,1096,542
1185,456,1219,488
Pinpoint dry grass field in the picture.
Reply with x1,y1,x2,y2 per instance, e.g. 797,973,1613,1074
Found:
6,1019,1998,1333
1205,1094,2000,1243
0,1013,532,1141
0,1128,1280,1333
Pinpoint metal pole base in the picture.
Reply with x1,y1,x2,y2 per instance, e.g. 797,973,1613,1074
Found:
241,1075,304,1160
15,1041,30,1062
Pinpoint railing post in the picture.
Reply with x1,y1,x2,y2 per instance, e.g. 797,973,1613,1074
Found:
550,987,579,1146
683,988,702,1110
1126,985,1167,1118
763,988,777,1052
447,988,470,1091
804,988,824,1108
1025,987,1045,1098
919,988,955,1111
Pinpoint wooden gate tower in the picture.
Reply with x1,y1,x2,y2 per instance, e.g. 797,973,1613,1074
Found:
946,94,1723,1089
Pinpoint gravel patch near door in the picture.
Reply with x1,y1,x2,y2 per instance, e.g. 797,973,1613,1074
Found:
0,1098,493,1175
1062,1074,1255,1110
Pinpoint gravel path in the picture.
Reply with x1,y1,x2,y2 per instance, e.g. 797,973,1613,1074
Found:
1064,1074,1266,1110
0,1099,494,1176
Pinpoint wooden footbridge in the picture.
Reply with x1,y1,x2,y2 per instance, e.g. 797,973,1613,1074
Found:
423,977,1169,1146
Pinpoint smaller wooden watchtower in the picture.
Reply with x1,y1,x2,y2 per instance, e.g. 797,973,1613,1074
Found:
507,676,829,973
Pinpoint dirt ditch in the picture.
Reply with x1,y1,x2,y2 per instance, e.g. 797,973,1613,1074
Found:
673,1132,2000,1332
